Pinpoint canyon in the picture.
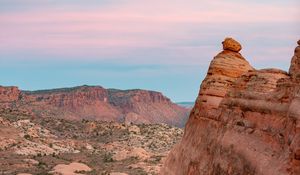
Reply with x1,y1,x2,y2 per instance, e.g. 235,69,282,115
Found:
161,38,300,175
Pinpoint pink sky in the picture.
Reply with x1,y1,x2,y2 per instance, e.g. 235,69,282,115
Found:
0,0,299,64
0,0,299,101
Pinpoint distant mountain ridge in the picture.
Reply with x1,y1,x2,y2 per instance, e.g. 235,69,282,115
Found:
176,102,195,108
0,85,189,127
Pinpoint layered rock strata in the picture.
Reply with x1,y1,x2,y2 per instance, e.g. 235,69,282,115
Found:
161,39,300,174
0,86,189,127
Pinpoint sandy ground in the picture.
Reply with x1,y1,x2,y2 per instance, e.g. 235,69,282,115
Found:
49,162,92,175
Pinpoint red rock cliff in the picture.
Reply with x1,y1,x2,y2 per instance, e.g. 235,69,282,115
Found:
0,86,21,102
0,86,189,127
161,38,300,175
108,89,187,126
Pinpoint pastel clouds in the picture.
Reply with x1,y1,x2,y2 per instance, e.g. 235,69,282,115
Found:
0,0,299,101
0,0,299,62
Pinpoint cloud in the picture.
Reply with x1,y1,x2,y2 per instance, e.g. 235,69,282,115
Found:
0,1,299,69
0,0,299,101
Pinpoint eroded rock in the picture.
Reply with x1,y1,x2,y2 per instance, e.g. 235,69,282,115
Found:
196,38,253,109
289,40,300,80
161,39,300,175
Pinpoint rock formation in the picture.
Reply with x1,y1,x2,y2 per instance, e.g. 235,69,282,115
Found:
0,86,22,105
0,85,188,127
289,40,300,80
197,38,253,109
161,38,300,174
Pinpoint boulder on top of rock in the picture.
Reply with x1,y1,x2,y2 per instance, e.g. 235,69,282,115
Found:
195,38,253,109
222,37,242,52
161,40,300,175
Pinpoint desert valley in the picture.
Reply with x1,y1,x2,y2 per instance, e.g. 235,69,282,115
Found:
0,84,188,174
0,1,299,174
1,38,300,175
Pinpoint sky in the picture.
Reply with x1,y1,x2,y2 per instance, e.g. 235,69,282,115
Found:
0,0,299,102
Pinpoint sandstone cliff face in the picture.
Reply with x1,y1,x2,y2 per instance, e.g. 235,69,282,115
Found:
289,42,300,80
25,86,109,108
108,89,187,126
196,50,253,109
22,86,122,122
161,39,300,174
0,86,188,127
0,86,21,103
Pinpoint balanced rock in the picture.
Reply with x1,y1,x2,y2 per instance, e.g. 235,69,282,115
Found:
161,40,300,175
222,37,242,52
196,39,253,109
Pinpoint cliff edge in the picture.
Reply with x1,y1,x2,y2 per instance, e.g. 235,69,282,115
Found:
161,38,300,175
0,86,189,127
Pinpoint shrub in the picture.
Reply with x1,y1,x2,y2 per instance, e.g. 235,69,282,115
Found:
24,134,31,140
103,152,114,162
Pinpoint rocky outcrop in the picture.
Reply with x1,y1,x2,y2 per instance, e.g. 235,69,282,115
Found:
0,86,22,109
161,38,300,174
0,112,183,175
25,86,109,108
22,86,122,122
108,89,188,126
0,86,21,102
289,40,300,81
196,41,253,109
0,86,189,127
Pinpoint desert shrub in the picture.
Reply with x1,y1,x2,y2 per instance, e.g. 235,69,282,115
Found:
52,152,57,157
37,153,42,157
24,134,31,140
103,152,114,162
37,161,47,169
